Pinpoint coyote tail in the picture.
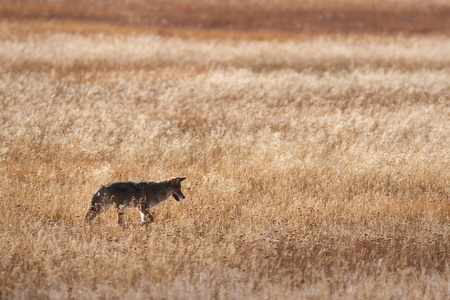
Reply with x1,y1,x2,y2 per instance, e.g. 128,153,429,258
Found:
85,192,101,223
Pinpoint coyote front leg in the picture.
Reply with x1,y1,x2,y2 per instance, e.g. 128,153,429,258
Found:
139,207,154,225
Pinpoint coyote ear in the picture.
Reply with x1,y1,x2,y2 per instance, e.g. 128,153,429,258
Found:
170,177,186,184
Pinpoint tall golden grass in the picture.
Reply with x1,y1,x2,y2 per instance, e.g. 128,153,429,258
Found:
0,20,449,299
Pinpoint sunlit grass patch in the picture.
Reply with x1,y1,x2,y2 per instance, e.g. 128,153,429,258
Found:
0,20,448,299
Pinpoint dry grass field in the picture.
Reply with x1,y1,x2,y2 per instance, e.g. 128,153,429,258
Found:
1,1,449,299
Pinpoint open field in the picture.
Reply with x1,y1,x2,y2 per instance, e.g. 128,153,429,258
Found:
1,1,449,299
2,0,450,35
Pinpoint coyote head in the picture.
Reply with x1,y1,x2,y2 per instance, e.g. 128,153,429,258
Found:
169,177,186,201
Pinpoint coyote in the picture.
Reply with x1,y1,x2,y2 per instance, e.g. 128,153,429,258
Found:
85,177,186,225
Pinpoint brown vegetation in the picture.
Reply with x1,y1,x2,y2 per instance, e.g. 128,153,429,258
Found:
2,0,450,35
0,1,449,299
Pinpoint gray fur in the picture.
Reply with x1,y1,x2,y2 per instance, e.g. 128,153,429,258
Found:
85,177,186,225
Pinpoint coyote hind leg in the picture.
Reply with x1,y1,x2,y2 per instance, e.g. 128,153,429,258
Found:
117,207,126,226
